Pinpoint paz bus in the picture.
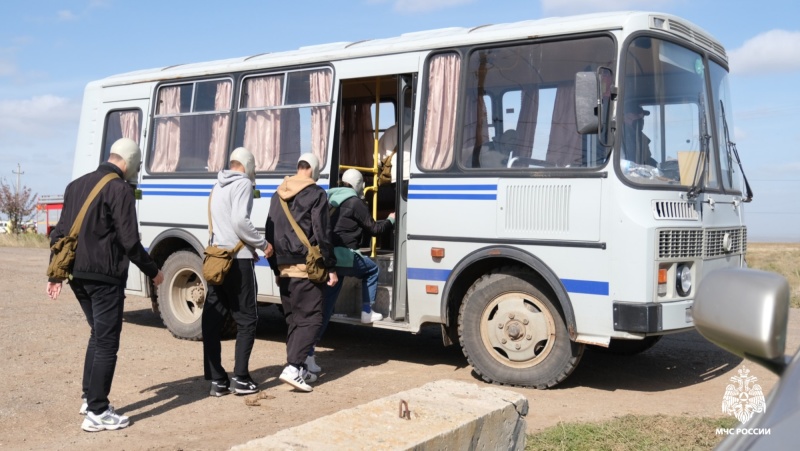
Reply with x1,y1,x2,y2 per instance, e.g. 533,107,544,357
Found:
71,11,751,388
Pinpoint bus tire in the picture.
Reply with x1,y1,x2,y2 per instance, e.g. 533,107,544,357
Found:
157,251,237,341
458,267,583,388
590,336,662,356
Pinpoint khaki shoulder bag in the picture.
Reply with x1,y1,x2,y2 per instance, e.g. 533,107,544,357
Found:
47,172,119,281
279,198,328,283
202,187,244,285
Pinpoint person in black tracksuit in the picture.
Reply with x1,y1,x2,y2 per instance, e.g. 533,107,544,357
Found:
46,138,163,432
265,153,337,392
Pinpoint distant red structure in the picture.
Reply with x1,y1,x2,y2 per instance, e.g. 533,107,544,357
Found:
36,195,64,236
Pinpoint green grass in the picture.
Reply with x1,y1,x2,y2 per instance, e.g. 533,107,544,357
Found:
525,415,738,451
0,233,50,249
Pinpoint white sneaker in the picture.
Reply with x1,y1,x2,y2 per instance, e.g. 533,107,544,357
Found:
81,406,129,432
361,311,383,323
279,365,313,392
305,355,321,373
81,398,114,415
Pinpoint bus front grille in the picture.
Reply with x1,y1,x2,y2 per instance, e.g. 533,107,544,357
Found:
657,227,747,260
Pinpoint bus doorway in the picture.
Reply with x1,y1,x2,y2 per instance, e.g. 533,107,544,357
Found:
331,74,415,325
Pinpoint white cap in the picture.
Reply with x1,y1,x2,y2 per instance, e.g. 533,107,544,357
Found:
298,153,320,181
341,169,365,197
110,138,141,183
230,147,256,184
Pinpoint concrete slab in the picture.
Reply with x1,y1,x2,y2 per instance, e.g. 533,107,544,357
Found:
231,379,528,450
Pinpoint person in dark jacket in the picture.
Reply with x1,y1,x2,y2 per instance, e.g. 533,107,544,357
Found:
265,153,338,392
304,168,394,373
46,138,164,432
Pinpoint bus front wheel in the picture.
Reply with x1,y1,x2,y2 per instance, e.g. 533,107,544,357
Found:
458,267,583,388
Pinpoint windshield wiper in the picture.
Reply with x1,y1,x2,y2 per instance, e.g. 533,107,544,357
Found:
687,95,710,200
720,100,753,202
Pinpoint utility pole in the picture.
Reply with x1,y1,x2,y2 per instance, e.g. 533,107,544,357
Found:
12,163,24,232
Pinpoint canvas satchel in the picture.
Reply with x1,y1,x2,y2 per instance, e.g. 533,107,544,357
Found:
203,187,244,285
279,198,328,283
47,172,119,281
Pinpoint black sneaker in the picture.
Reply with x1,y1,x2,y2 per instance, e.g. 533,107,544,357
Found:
209,380,232,397
231,376,259,395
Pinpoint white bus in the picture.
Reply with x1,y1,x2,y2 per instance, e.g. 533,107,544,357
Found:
72,11,750,388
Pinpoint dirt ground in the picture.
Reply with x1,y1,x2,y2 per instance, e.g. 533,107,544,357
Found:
1,247,798,450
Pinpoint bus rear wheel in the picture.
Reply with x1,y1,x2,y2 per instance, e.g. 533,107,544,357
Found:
458,267,583,388
158,251,206,340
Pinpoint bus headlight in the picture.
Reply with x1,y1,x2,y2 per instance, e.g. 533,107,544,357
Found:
676,264,692,297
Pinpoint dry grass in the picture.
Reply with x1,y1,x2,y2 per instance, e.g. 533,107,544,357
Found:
526,415,738,451
746,242,800,308
0,233,50,249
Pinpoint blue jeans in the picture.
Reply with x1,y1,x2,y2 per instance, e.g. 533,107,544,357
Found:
310,253,379,356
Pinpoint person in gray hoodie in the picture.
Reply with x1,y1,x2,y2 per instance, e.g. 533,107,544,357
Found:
202,147,271,397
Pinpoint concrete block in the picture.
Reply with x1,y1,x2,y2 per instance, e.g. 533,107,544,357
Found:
231,379,528,450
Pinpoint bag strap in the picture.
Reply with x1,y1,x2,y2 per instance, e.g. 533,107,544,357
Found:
67,172,119,238
207,185,244,253
279,198,313,251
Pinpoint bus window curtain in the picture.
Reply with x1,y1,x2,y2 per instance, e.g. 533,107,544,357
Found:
310,69,332,167
515,85,539,158
339,100,374,169
151,86,181,173
207,81,231,172
546,82,582,166
421,53,460,170
119,112,140,143
243,75,283,171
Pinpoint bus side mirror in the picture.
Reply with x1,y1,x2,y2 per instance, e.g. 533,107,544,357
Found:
575,71,599,134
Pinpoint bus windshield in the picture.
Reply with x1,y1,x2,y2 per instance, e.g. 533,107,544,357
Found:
620,37,720,190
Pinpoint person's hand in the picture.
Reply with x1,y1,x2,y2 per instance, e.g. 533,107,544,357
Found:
327,270,338,287
388,212,396,221
152,270,164,287
46,282,62,300
264,242,274,258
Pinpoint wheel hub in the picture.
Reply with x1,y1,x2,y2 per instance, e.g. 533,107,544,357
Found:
484,294,552,363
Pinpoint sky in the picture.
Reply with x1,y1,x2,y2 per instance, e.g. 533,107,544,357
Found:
1,0,798,242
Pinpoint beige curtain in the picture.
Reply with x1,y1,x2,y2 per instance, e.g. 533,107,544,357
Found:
546,83,582,166
119,112,140,143
339,100,374,168
207,81,231,172
515,85,539,158
243,75,283,171
309,70,332,167
421,53,460,170
151,87,181,172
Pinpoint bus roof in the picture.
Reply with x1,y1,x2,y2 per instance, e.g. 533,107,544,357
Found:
94,11,724,87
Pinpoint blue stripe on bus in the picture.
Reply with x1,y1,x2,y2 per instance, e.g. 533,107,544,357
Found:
407,193,496,200
407,268,608,296
560,279,609,296
141,191,210,196
255,258,270,267
139,184,214,189
408,184,497,191
407,268,451,281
